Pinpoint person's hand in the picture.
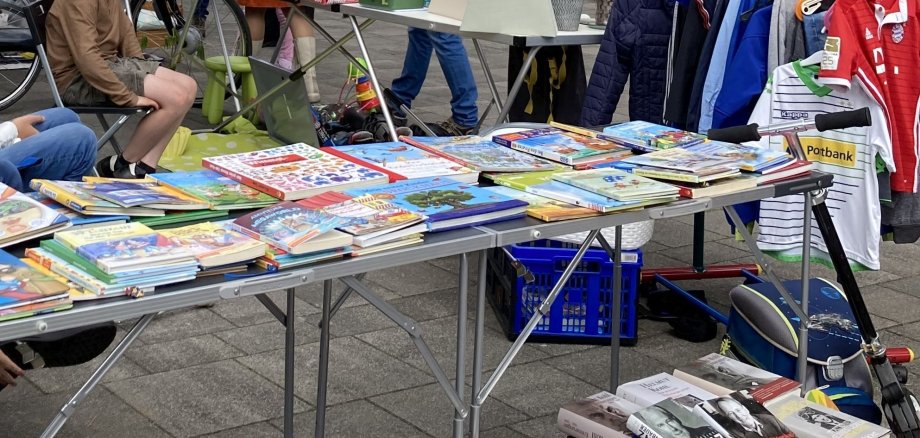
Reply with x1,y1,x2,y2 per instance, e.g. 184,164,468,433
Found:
0,350,24,386
135,96,160,110
11,114,44,140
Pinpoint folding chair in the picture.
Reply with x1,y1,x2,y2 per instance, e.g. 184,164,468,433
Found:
18,0,152,155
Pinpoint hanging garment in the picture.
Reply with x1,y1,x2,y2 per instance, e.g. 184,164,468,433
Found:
767,0,803,72
752,57,894,270
663,0,720,128
683,0,732,132
580,0,674,125
508,46,587,125
694,0,746,132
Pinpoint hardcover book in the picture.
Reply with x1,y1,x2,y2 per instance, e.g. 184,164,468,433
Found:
673,353,801,402
343,177,528,231
0,249,71,310
552,168,680,202
601,121,706,152
150,170,278,210
0,183,71,248
202,143,389,200
487,170,649,213
257,245,352,270
486,170,562,191
616,373,718,407
482,186,599,221
25,192,128,230
685,141,790,172
695,391,795,438
81,177,209,210
621,147,740,175
159,222,268,268
401,135,559,172
55,222,196,274
492,128,632,165
229,201,342,254
627,398,725,438
327,141,479,183
25,246,169,296
20,257,95,301
766,397,890,438
296,191,426,246
29,179,164,216
0,297,72,322
557,391,642,438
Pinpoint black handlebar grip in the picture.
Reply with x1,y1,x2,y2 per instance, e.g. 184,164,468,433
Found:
814,108,872,132
706,123,761,143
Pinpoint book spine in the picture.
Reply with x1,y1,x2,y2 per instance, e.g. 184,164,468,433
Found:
32,181,88,212
625,415,664,438
202,161,286,200
24,249,109,296
323,148,406,183
509,143,572,165
492,179,528,192
557,408,625,438
490,135,513,147
633,168,701,183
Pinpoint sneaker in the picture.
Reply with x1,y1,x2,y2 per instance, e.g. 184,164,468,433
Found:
95,156,156,179
427,118,478,136
364,113,412,142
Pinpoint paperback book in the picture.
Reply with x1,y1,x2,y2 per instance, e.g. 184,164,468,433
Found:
159,222,268,268
616,372,717,407
557,391,642,438
482,186,599,222
24,246,174,296
674,176,758,199
673,353,801,402
135,209,230,228
229,202,343,254
0,297,72,322
257,245,352,270
401,135,559,172
25,192,128,230
0,183,71,248
487,170,648,213
766,397,890,438
553,168,680,202
343,177,528,231
327,141,479,183
29,179,164,216
0,248,71,311
695,391,795,438
82,177,209,210
20,257,96,302
55,222,196,274
627,398,725,438
202,143,389,200
150,170,278,210
621,147,740,175
601,121,706,152
685,141,790,172
755,160,814,185
296,191,426,247
492,128,633,166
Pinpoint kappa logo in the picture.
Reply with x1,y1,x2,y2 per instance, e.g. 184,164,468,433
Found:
865,27,874,40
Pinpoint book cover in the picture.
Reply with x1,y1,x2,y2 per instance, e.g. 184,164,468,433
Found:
673,353,800,401
56,222,156,249
0,183,71,248
401,135,559,172
257,245,351,270
201,143,389,200
135,209,229,228
30,179,164,216
627,398,725,438
25,247,164,296
159,222,268,268
557,391,642,438
82,177,208,210
696,391,795,438
632,167,741,184
553,168,679,201
601,121,706,152
230,201,342,254
75,232,195,273
150,170,278,210
621,148,739,174
675,176,758,198
493,128,632,165
686,141,790,172
766,397,890,438
343,177,528,230
0,248,70,310
486,170,560,191
25,192,128,229
328,142,479,182
616,373,718,407
482,185,600,221
528,180,648,213
296,191,425,238
20,257,96,301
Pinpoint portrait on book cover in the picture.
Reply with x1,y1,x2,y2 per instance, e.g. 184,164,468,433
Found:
709,393,794,438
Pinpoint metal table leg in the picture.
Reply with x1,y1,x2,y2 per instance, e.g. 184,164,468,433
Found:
40,313,156,438
798,192,812,389
494,46,541,125
453,254,469,438
284,288,296,438
469,249,487,438
596,227,623,390
314,279,333,438
472,39,504,125
347,15,398,141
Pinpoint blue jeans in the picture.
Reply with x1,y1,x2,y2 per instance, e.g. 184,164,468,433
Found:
390,28,479,128
803,11,828,57
0,108,96,192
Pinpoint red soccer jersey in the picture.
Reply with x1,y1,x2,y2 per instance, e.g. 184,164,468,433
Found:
820,0,920,192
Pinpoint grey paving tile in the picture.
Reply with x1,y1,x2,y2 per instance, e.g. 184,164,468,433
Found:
508,414,568,438
389,287,462,322
427,252,482,275
0,375,40,400
488,362,600,417
24,344,149,394
0,387,169,437
545,345,673,389
641,251,688,270
198,421,281,437
364,262,459,297
138,307,235,344
209,291,318,327
237,336,434,405
862,285,920,324
214,315,320,355
125,334,243,374
649,218,722,248
637,327,727,371
663,241,754,266
304,303,406,338
295,278,401,309
369,382,528,437
887,322,920,344
481,426,530,438
270,399,432,437
106,359,306,437
877,276,920,298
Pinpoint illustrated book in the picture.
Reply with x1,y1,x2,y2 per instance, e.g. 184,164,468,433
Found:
81,177,209,210
150,170,278,210
54,222,196,274
621,147,740,176
552,168,680,202
159,222,268,268
326,141,479,183
600,121,707,152
0,183,71,248
492,128,632,166
25,192,128,230
296,191,426,247
481,186,599,222
229,201,346,254
685,141,790,172
487,170,648,213
29,179,164,216
401,135,559,172
0,248,71,311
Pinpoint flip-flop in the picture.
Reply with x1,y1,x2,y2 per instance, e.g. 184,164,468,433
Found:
0,323,117,370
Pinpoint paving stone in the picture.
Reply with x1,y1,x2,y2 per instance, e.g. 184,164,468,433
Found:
209,291,318,327
481,426,530,438
878,276,920,298
508,414,568,438
0,387,169,437
24,342,149,394
214,315,321,355
106,360,307,437
138,307,235,344
124,334,243,374
862,285,920,324
389,287,463,322
0,376,40,401
637,328,727,371
270,400,432,437
887,322,920,344
198,421,281,437
364,262,459,297
488,362,601,417
304,303,408,338
663,241,754,266
295,278,400,309
544,346,673,389
237,336,434,405
369,382,529,437
648,218,722,248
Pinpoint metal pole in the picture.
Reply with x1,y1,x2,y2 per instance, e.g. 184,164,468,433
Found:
472,39,504,123
347,15,398,141
453,254,469,438
597,227,623,390
314,279,333,438
798,192,812,389
469,250,488,438
494,46,541,125
692,212,705,273
283,288,296,438
212,0,241,112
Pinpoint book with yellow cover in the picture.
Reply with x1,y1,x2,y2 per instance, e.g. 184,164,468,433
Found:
159,222,268,268
82,177,210,210
55,222,196,274
30,179,164,217
482,186,599,222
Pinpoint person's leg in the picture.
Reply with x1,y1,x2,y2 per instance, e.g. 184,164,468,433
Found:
390,27,435,109
129,68,196,168
275,8,295,69
0,160,22,191
245,7,266,53
429,32,478,128
31,107,80,132
0,122,95,189
289,9,319,102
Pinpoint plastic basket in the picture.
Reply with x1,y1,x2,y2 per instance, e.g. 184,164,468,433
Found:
547,220,654,251
486,239,641,345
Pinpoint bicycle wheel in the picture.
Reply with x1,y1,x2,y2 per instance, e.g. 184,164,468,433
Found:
132,0,251,106
0,49,39,111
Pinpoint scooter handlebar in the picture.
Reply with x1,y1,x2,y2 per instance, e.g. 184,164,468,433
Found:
705,123,761,143
814,107,872,132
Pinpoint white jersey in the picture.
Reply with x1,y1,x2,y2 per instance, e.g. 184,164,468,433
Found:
750,58,894,270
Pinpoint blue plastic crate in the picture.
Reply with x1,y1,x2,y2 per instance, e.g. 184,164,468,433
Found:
486,239,641,345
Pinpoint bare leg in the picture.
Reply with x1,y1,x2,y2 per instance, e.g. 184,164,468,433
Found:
245,7,266,41
121,67,196,167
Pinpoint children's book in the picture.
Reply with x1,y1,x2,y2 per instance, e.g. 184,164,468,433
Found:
326,142,479,183
695,391,795,438
601,121,706,152
30,179,164,217
486,170,564,191
401,135,559,172
755,160,814,185
492,128,633,166
557,391,642,438
296,191,427,247
81,177,210,210
150,170,278,210
343,177,528,231
202,143,389,200
627,398,725,438
632,167,742,184
553,168,680,202
482,186,599,221
159,222,268,268
25,192,128,230
135,209,230,228
0,183,71,248
686,141,790,172
20,257,97,301
24,247,171,296
257,245,352,270
0,249,71,311
486,170,648,213
229,201,343,254
349,234,423,256
55,222,196,274
0,297,73,322
621,147,740,175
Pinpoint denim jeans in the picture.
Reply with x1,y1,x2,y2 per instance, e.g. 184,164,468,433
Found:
390,28,479,127
803,11,828,57
0,108,96,192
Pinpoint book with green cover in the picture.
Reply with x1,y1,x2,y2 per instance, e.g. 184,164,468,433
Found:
552,168,680,202
136,209,230,228
485,170,560,191
150,170,278,210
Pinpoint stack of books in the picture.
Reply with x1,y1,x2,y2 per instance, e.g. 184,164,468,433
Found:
325,141,480,183
150,169,278,210
491,127,633,168
159,222,267,273
31,179,165,217
401,135,559,172
0,183,71,248
0,249,73,321
600,120,707,152
685,141,812,186
616,147,750,198
26,192,128,230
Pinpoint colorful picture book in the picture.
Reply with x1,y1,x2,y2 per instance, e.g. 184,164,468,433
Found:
229,201,343,254
401,135,559,172
686,141,790,172
0,249,71,311
30,179,164,216
482,186,600,221
150,170,278,210
327,142,479,183
621,147,740,175
159,222,268,268
55,222,196,274
344,177,528,231
257,245,352,270
202,143,389,200
492,128,632,165
487,170,643,213
25,192,128,230
135,209,230,228
297,191,426,247
82,177,209,210
0,183,71,248
601,121,706,152
553,168,680,202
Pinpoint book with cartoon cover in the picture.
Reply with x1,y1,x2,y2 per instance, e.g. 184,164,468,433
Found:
601,121,706,152
486,170,563,191
202,143,389,200
55,222,196,273
327,142,479,183
621,148,740,175
229,202,345,254
0,248,71,311
482,186,599,221
159,222,268,268
25,192,128,230
151,170,278,210
0,183,71,248
30,179,164,216
296,191,426,247
401,135,559,172
553,168,680,201
492,128,632,165
81,177,209,210
685,141,791,172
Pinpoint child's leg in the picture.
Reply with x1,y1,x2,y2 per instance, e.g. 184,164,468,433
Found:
275,8,295,69
31,107,80,132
